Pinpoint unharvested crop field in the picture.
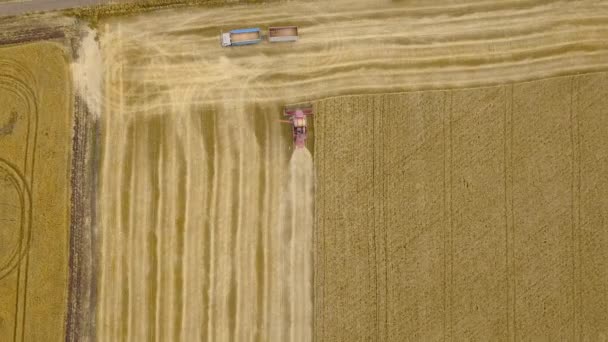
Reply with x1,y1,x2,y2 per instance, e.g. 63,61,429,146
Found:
313,76,608,340
0,42,72,341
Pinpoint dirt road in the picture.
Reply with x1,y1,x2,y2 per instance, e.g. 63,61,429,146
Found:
85,0,608,341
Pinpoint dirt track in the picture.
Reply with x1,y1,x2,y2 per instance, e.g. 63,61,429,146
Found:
84,1,608,341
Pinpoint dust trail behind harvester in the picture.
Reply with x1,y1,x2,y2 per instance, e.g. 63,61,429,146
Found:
273,148,314,342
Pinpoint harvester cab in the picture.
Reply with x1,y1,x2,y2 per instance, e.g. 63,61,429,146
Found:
281,104,313,149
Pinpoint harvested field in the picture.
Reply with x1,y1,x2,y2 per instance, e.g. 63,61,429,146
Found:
0,42,72,341
95,14,313,339
95,91,313,341
84,1,608,341
97,0,608,103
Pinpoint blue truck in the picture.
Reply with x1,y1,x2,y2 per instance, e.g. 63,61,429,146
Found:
220,28,262,47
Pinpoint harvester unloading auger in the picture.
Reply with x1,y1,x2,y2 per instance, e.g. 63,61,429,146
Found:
280,104,313,149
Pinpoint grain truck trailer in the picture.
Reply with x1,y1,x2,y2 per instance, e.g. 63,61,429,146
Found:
221,28,262,47
268,26,298,42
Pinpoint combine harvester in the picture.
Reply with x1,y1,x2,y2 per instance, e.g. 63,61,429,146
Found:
281,104,313,149
221,27,262,47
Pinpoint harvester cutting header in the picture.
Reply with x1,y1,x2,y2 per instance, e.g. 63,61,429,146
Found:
280,104,313,149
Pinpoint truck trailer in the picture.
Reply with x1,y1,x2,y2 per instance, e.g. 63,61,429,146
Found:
268,26,299,42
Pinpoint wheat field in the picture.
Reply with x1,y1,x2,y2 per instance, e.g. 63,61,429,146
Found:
0,42,72,341
313,75,608,340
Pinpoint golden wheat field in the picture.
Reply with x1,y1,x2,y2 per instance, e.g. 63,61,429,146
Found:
0,0,608,341
313,78,608,340
0,42,72,341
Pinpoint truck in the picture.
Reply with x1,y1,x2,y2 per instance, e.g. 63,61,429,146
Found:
268,26,299,43
221,28,262,47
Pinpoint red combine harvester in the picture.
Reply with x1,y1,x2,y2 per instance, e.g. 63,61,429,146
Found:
281,104,313,149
